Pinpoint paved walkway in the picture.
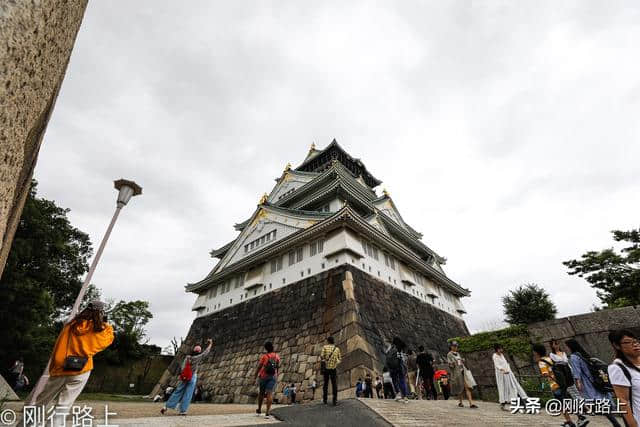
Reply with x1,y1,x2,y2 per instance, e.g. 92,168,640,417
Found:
360,398,613,427
114,413,279,426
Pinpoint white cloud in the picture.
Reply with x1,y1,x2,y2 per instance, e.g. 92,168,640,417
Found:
34,0,640,346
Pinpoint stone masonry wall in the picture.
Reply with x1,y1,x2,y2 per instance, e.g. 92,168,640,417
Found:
154,265,470,403
0,0,88,279
461,306,640,397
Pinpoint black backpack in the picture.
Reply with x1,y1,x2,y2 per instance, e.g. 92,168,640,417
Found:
580,354,613,393
264,354,278,376
542,358,574,390
386,346,401,372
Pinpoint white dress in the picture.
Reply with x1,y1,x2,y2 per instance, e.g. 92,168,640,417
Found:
493,353,528,404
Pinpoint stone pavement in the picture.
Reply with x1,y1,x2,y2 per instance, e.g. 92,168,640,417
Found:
272,399,391,426
114,413,280,426
360,398,613,427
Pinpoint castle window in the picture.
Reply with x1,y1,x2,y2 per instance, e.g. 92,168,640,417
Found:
310,241,317,256
288,251,295,266
384,254,389,267
270,256,283,273
390,257,396,270
282,278,286,284
269,283,272,289
321,263,325,269
296,247,303,262
318,239,324,253
230,299,233,304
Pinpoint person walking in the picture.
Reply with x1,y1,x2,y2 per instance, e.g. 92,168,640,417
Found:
10,358,25,391
608,330,640,427
355,378,363,397
565,339,621,427
492,343,527,411
386,337,409,402
375,376,383,399
434,369,450,400
310,379,317,400
364,373,373,398
382,367,395,399
320,336,341,406
33,301,114,425
289,383,297,404
447,341,477,408
416,346,437,400
533,344,588,427
550,339,589,425
253,341,280,418
161,338,213,416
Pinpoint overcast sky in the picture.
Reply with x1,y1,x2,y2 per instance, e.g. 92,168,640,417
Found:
34,1,640,349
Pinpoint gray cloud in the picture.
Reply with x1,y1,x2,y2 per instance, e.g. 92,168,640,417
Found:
33,0,640,346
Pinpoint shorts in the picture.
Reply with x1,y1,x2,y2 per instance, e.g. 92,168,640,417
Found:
553,388,568,400
259,376,276,394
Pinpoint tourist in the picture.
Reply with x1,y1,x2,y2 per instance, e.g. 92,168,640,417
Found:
364,373,373,398
310,379,317,400
161,338,213,416
492,343,527,411
434,369,450,400
356,378,363,397
253,341,280,418
447,341,477,408
406,349,418,397
386,337,409,402
533,343,588,427
282,384,290,404
565,338,621,427
9,358,25,391
550,339,589,425
320,336,341,406
382,366,395,399
416,346,437,400
608,329,640,427
289,383,297,404
14,372,29,392
34,301,114,422
375,376,383,398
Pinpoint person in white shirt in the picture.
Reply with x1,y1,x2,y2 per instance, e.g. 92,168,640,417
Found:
492,343,527,411
608,330,640,427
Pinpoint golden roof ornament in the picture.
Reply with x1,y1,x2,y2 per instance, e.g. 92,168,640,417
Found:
310,142,316,152
259,193,268,205
284,162,291,172
383,188,390,197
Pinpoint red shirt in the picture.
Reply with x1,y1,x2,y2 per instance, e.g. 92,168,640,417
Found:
258,352,281,379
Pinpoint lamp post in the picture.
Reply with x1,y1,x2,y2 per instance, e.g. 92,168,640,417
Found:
27,179,142,405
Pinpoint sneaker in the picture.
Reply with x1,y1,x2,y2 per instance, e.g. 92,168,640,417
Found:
395,396,402,401
178,412,187,416
255,409,261,416
561,423,576,427
265,414,270,419
576,418,590,427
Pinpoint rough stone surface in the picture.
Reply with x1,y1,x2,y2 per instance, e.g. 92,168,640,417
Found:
155,265,469,403
0,0,87,278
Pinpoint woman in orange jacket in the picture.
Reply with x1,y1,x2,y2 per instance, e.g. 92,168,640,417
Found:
34,301,114,415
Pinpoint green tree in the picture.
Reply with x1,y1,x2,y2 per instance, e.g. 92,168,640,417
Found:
101,300,154,363
563,229,640,308
502,283,557,325
0,181,92,372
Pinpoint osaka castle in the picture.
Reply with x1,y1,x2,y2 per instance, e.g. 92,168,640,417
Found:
156,140,470,403
187,140,469,316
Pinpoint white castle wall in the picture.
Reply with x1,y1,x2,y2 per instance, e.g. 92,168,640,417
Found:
194,229,464,319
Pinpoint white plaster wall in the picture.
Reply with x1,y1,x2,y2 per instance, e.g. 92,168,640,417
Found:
195,229,465,319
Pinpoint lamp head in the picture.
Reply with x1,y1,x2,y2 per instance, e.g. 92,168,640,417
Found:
114,179,142,207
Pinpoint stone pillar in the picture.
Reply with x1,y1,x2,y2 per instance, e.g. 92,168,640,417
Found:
0,0,88,279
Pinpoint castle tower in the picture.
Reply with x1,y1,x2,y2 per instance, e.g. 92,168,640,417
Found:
156,140,470,403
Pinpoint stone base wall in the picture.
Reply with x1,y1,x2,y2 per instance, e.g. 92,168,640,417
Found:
0,0,88,278
154,265,469,403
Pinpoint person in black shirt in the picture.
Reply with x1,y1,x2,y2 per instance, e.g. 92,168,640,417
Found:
364,373,373,398
416,346,437,400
